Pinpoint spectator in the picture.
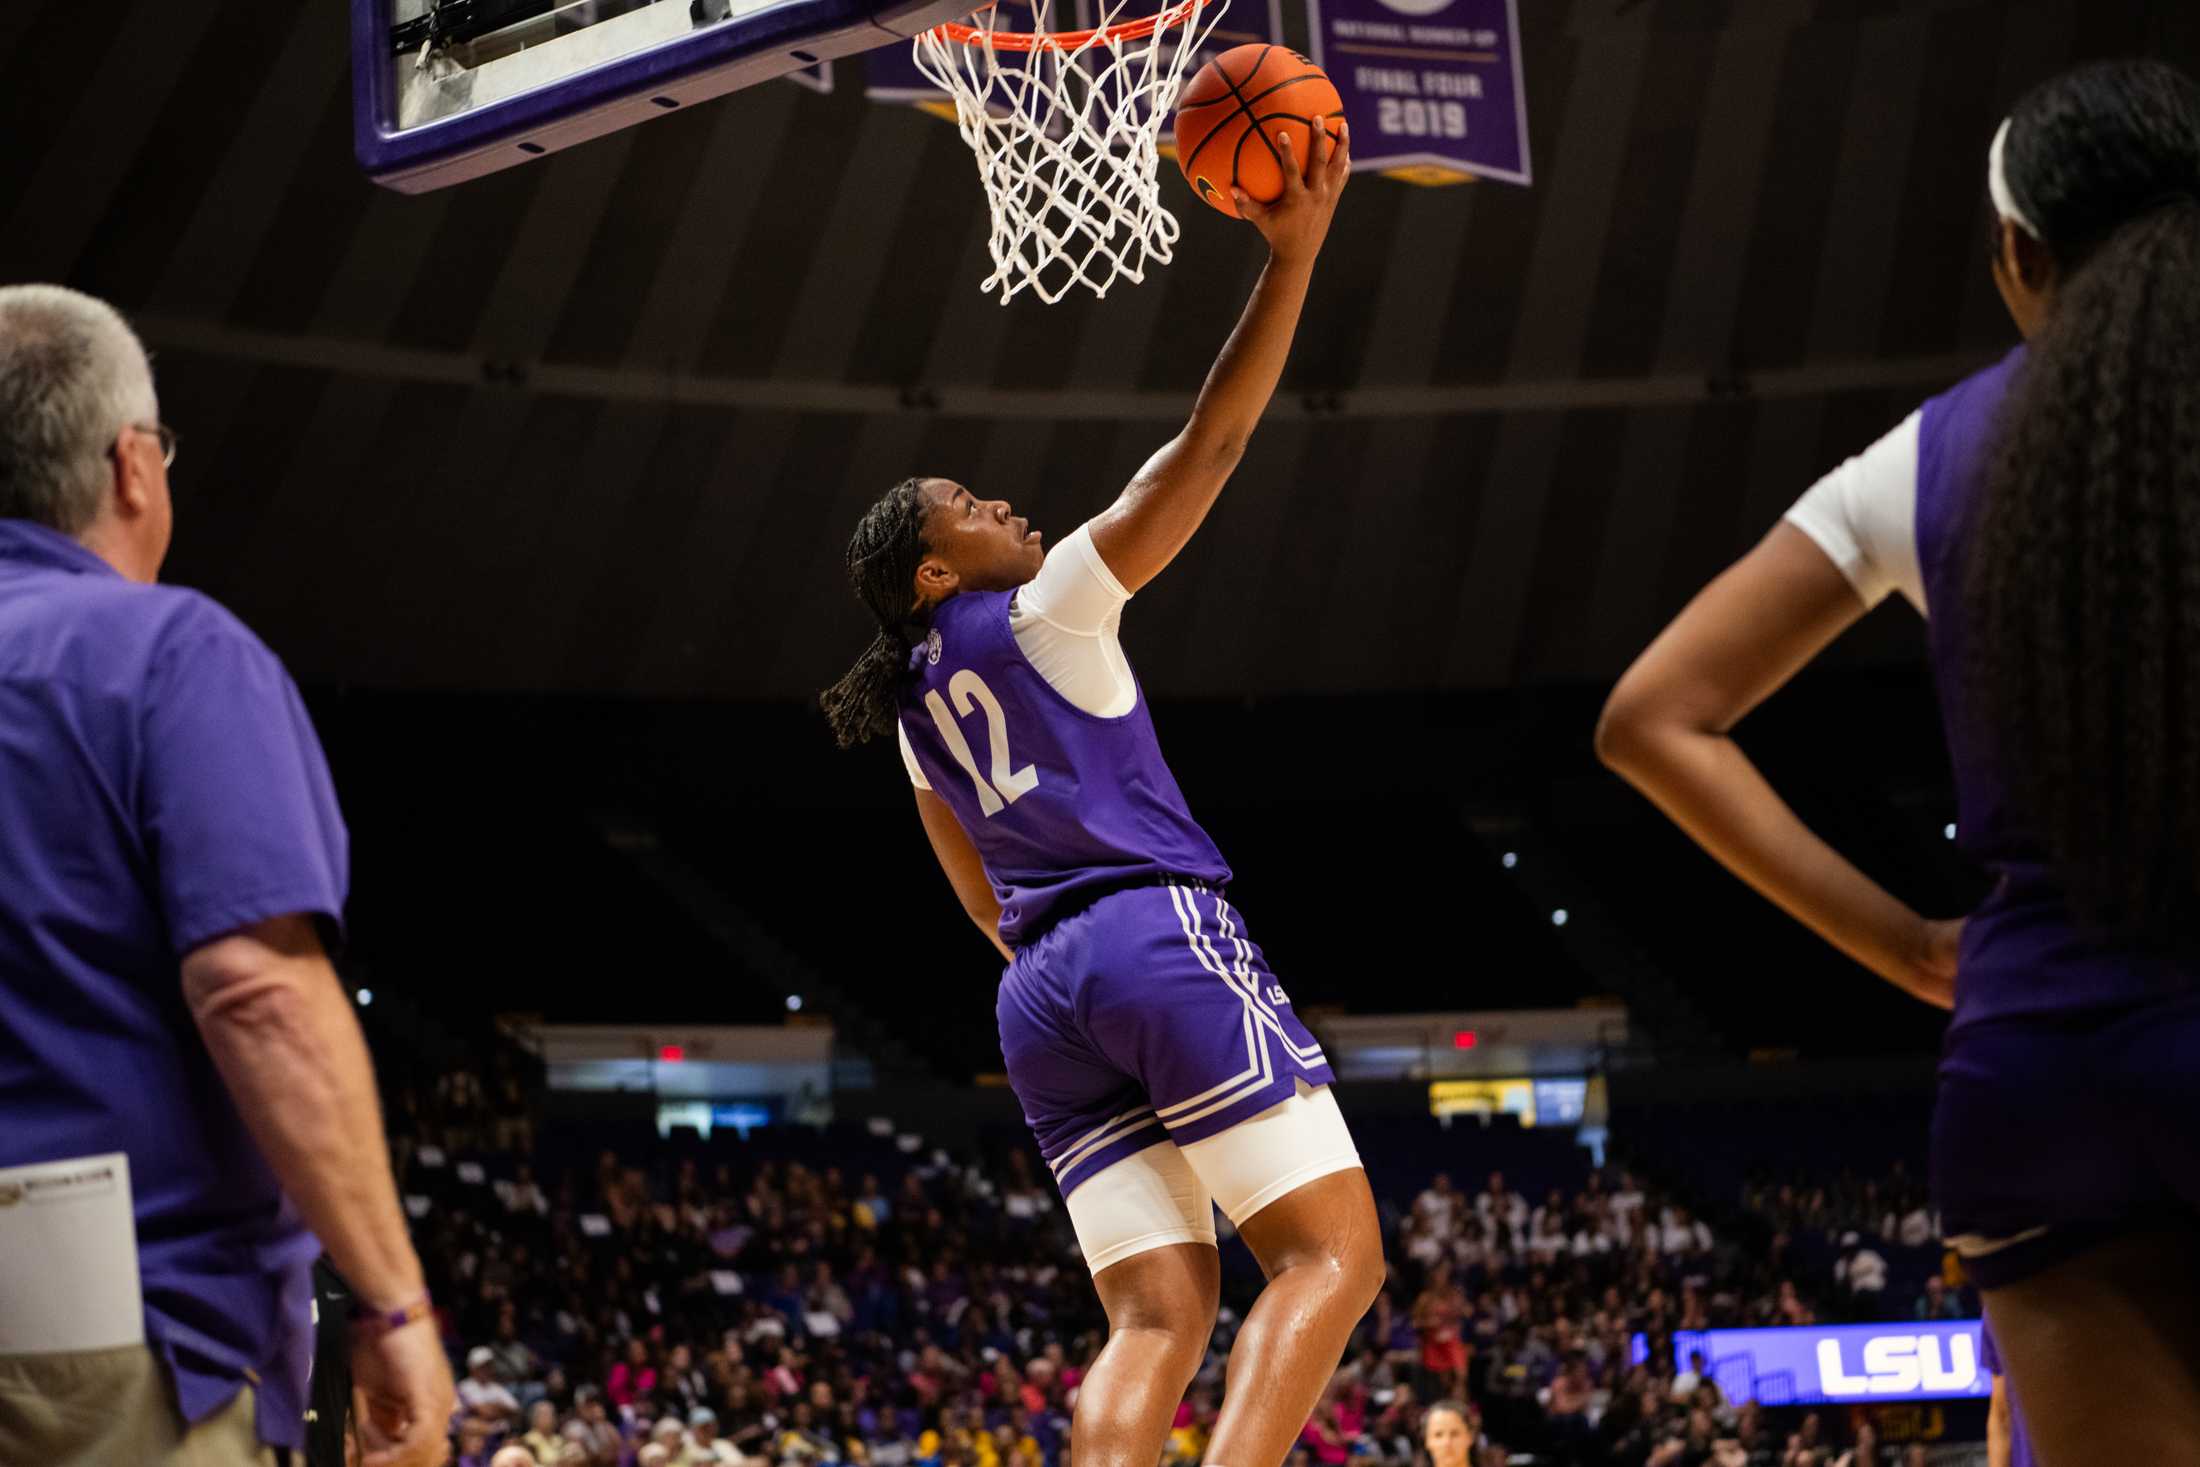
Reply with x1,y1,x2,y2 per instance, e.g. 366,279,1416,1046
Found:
1833,1234,1887,1307
1422,1400,1472,1467
491,1306,543,1386
684,1406,745,1465
521,1400,566,1463
610,1337,661,1409
1670,1350,1709,1403
1528,1191,1570,1265
1782,1411,1826,1467
1475,1173,1528,1244
1415,1173,1463,1239
662,1341,710,1416
494,1448,541,1467
456,1417,496,1467
1657,1206,1713,1258
462,1346,524,1425
1890,1193,1937,1249
0,287,452,1467
1608,1173,1646,1245
1412,1260,1471,1402
1403,1214,1448,1269
1570,1201,1616,1261
571,1386,624,1467
1830,1420,1877,1467
1913,1277,1963,1322
1543,1355,1593,1455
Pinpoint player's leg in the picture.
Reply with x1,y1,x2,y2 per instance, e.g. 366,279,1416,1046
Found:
1074,1210,1222,1467
1180,1085,1383,1467
1938,997,2200,1466
1063,1143,1222,1467
1072,882,1377,1467
1982,1231,2200,1467
997,920,1223,1467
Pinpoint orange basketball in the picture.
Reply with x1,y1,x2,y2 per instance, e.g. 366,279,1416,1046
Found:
1174,44,1345,219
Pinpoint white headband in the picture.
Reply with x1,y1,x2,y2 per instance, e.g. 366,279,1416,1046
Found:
1989,118,2042,239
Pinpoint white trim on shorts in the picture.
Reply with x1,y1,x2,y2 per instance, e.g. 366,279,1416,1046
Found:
1065,1081,1363,1275
1949,1226,2053,1259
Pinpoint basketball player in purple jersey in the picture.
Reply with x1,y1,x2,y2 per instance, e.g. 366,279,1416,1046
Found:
1597,62,2200,1463
823,125,1377,1467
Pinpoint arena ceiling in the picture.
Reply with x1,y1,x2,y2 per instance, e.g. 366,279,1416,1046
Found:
4,0,2194,700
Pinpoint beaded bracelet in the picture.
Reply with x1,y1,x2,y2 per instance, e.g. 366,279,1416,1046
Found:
352,1294,434,1334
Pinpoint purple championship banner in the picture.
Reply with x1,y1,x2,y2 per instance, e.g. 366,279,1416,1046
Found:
1628,1323,1992,1407
1306,0,1527,186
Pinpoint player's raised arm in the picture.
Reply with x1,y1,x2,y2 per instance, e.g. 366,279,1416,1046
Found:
1086,121,1351,595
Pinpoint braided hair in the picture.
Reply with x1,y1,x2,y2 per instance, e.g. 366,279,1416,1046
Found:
1964,60,2200,937
822,477,935,749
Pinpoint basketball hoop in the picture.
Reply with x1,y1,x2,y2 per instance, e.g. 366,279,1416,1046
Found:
913,0,1231,303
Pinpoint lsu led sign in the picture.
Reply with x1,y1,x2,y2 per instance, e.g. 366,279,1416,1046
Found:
1628,1324,1989,1406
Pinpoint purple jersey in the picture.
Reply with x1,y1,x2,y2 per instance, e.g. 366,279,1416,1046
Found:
897,588,1230,948
1916,350,2199,1031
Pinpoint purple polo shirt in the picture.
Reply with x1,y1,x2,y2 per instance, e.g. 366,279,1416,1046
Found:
0,518,345,1449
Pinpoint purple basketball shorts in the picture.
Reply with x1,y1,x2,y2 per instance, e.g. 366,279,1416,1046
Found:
996,879,1336,1198
1934,991,2200,1289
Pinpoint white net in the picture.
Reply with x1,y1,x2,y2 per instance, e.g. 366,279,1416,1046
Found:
913,0,1231,304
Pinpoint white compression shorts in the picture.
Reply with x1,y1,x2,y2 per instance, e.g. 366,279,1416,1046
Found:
1064,1081,1363,1275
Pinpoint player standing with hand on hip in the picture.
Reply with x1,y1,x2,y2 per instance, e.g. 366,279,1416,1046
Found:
1597,61,2200,1464
823,124,1379,1467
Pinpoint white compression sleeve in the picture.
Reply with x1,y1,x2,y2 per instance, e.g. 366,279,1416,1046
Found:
1783,411,1926,615
1007,524,1138,718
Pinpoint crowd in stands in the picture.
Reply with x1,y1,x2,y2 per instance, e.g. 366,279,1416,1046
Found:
1736,1168,1959,1327
374,1049,1975,1467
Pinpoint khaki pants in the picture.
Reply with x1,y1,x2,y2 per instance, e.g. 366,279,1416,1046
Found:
0,1345,284,1467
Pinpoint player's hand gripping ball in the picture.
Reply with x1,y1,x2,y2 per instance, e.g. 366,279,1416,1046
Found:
1174,45,1347,219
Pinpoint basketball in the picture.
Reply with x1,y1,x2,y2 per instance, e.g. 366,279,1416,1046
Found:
1174,45,1346,219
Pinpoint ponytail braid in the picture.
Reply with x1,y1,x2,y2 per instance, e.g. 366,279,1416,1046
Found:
1965,61,2200,937
822,477,934,749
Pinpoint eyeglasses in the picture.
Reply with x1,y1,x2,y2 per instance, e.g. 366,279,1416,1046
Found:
128,422,178,469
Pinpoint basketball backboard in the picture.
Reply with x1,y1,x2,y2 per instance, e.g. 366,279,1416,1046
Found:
354,0,973,192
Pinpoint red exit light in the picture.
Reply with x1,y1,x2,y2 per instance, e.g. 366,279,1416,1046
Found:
1453,1030,1478,1050
659,1044,685,1062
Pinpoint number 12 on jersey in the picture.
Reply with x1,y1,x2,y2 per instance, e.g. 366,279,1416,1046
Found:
925,670,1038,817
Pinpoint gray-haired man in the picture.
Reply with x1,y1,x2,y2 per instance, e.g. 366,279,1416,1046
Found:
0,285,453,1465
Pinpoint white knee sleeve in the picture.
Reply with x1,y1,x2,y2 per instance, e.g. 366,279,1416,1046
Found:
1064,1085,1363,1274
1065,1141,1217,1275
1180,1081,1362,1225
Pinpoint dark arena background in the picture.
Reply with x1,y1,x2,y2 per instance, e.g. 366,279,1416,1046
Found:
6,1,2200,1465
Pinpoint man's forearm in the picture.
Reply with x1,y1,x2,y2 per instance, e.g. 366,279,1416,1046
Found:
1183,252,1317,459
193,957,424,1309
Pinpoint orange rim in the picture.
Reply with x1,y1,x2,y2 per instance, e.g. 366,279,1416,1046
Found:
926,0,1210,51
